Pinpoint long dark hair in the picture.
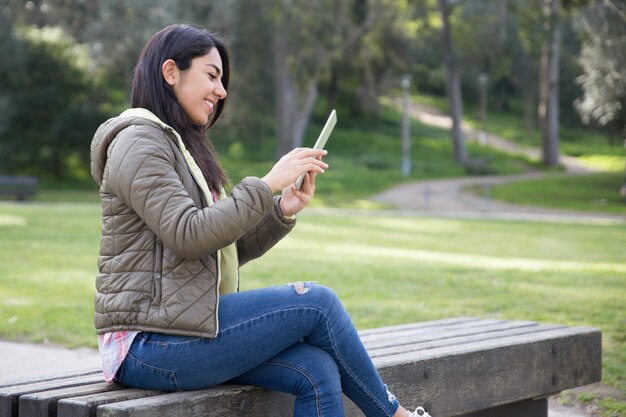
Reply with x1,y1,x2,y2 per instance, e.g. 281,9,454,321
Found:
131,24,229,191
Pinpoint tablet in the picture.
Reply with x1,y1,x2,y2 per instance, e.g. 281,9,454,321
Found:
295,109,337,190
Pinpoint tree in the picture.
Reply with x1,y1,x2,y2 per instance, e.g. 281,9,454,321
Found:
537,0,562,166
261,0,386,157
438,0,468,163
0,25,102,179
574,0,626,141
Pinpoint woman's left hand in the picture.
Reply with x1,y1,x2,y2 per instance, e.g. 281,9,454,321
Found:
279,169,320,217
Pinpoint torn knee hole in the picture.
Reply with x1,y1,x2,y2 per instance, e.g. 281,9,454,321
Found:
289,282,311,295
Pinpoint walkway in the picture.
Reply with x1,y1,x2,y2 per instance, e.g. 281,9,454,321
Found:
373,98,624,222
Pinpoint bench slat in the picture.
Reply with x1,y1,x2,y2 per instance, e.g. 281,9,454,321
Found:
1,375,103,417
19,383,123,417
58,389,164,417
0,371,100,390
359,317,499,342
0,177,38,186
357,317,479,336
362,320,545,351
367,323,565,358
96,386,294,417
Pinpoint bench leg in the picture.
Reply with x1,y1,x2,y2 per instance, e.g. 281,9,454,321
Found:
455,397,547,417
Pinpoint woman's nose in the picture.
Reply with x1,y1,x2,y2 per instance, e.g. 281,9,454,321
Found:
215,84,227,99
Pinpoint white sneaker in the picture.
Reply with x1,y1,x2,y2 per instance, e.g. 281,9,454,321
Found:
409,406,432,417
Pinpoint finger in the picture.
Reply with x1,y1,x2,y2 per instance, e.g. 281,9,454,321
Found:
303,157,328,171
304,173,317,196
289,147,326,155
297,148,328,158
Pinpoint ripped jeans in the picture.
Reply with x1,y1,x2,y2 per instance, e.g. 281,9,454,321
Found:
116,283,400,417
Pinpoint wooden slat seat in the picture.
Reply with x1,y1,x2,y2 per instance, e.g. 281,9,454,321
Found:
0,317,602,417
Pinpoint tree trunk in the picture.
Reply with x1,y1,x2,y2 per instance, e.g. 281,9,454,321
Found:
498,0,508,44
538,0,561,166
360,46,379,116
438,0,467,163
273,29,319,158
273,28,292,157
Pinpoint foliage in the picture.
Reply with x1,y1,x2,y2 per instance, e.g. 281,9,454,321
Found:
573,0,626,139
1,1,625,180
0,24,104,179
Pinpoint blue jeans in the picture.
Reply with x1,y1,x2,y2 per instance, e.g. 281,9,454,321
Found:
116,283,400,417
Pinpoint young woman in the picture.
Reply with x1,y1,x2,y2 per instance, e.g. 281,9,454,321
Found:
90,23,431,417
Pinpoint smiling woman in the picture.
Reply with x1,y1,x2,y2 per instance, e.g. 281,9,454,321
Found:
88,23,426,417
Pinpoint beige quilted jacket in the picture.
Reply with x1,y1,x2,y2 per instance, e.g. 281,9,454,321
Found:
90,110,295,338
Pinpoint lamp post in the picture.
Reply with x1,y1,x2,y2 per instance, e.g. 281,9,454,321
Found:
478,72,488,146
401,74,411,177
621,139,626,202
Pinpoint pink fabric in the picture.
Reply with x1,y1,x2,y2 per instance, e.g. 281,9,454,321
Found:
98,331,140,381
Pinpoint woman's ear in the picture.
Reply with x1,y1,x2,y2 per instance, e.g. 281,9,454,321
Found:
162,59,179,86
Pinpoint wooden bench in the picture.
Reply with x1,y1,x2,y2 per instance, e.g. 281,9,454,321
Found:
0,176,38,201
0,317,601,417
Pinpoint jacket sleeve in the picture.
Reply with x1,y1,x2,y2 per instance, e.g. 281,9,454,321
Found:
106,128,275,260
237,196,296,266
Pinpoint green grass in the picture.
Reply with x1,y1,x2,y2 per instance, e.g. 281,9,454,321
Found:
0,203,625,407
482,172,626,215
0,203,101,347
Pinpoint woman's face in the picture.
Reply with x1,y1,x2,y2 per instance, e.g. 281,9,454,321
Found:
171,48,227,126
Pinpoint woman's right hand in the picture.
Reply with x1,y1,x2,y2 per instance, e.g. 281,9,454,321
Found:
262,148,328,193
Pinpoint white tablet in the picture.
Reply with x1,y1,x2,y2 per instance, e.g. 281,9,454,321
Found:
295,109,337,190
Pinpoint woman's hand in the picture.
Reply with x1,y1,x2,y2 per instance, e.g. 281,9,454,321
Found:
262,148,328,193
279,170,320,217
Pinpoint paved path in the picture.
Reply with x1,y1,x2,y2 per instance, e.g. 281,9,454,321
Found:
0,340,101,384
371,172,625,223
374,98,624,223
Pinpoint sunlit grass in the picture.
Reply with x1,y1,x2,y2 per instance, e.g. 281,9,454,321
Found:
483,172,626,215
578,155,625,172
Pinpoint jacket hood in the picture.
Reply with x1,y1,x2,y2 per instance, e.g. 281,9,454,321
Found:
90,109,173,185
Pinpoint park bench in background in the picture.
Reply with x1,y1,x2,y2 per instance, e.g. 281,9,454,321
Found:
0,317,601,417
0,176,38,201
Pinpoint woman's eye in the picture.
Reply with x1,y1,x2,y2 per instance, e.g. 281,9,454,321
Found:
208,73,217,81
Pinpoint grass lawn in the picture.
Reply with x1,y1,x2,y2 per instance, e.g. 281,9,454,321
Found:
463,171,626,216
0,202,624,415
485,172,626,215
